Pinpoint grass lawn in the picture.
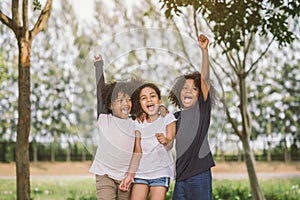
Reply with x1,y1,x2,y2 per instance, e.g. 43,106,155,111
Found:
0,178,95,200
1,177,300,200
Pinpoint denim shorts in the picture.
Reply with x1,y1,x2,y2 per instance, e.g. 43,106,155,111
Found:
134,177,170,189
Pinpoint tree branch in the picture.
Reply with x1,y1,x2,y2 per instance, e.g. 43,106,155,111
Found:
246,36,275,76
0,10,20,35
23,0,29,30
12,0,20,25
226,107,242,139
210,57,239,95
30,0,53,39
210,60,225,100
243,32,254,69
227,50,240,71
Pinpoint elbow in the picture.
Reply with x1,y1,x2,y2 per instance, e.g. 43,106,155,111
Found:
165,140,174,150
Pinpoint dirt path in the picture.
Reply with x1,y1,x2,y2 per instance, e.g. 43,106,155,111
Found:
1,161,300,179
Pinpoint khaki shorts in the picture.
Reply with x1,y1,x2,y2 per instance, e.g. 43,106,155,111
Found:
95,174,131,200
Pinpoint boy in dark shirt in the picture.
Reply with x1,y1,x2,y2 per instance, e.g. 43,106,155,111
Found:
169,34,215,200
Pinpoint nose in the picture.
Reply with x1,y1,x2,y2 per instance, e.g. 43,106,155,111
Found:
185,87,192,93
122,98,131,105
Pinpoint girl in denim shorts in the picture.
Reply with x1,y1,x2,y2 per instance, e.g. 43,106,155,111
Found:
127,83,176,200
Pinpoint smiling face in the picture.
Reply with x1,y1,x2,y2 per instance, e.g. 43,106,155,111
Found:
180,79,199,110
110,92,132,119
139,87,162,117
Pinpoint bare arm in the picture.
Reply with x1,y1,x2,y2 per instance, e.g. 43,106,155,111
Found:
198,34,210,101
156,121,176,150
119,130,142,191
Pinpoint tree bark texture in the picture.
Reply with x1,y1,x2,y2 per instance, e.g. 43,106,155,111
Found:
241,136,265,200
16,38,31,200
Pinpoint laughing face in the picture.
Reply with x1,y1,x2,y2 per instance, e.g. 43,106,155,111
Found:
110,92,132,119
139,87,162,118
180,79,199,110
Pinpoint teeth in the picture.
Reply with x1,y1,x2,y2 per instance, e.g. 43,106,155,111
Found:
147,105,155,111
184,96,192,103
121,107,129,114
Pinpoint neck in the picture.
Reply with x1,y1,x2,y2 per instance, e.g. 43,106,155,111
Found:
147,113,159,123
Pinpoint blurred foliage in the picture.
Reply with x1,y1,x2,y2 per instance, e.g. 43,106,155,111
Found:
160,0,300,51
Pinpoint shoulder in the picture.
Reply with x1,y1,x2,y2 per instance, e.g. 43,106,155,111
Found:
165,113,177,124
134,119,143,129
97,113,114,123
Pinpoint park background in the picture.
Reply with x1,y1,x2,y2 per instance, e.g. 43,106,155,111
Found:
0,0,299,199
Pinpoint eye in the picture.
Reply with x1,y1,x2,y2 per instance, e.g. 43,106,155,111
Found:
193,87,198,91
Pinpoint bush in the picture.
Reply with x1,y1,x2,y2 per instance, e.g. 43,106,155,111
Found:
213,178,300,200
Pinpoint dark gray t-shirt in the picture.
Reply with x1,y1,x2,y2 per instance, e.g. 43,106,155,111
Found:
174,90,215,181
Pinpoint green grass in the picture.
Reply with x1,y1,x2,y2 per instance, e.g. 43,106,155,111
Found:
213,178,300,200
0,178,96,200
0,178,299,200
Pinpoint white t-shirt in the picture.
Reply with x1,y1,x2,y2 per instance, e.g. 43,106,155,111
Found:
134,113,176,179
89,114,135,181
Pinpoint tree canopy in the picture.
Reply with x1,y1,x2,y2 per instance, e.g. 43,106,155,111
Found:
160,0,300,51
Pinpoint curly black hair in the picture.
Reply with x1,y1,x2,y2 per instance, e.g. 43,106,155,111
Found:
168,71,216,109
131,82,161,119
101,77,144,114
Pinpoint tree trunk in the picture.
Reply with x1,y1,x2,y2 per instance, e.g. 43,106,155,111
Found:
33,142,38,162
16,38,31,200
284,148,290,163
51,142,55,162
239,77,265,200
241,136,265,200
66,144,71,162
267,141,272,162
0,2,52,199
82,149,86,161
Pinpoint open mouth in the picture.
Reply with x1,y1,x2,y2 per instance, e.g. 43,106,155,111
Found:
183,96,193,104
121,107,130,115
146,104,155,112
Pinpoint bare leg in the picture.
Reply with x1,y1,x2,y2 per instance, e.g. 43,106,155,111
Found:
131,184,149,200
149,186,167,200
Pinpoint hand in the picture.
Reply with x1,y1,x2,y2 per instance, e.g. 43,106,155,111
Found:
158,105,169,117
119,174,134,192
155,133,168,145
94,54,103,63
198,34,209,50
119,174,133,192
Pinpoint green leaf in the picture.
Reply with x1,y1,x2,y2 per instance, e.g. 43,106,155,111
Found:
33,0,42,11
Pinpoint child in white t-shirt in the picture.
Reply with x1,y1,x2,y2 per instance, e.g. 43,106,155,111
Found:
124,82,176,200
89,55,141,200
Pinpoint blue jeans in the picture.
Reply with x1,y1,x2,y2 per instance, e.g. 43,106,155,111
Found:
172,170,212,200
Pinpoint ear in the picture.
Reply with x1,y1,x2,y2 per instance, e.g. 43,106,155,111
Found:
158,99,162,105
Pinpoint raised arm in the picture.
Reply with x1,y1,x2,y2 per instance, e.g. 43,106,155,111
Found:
94,55,106,118
198,34,210,101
